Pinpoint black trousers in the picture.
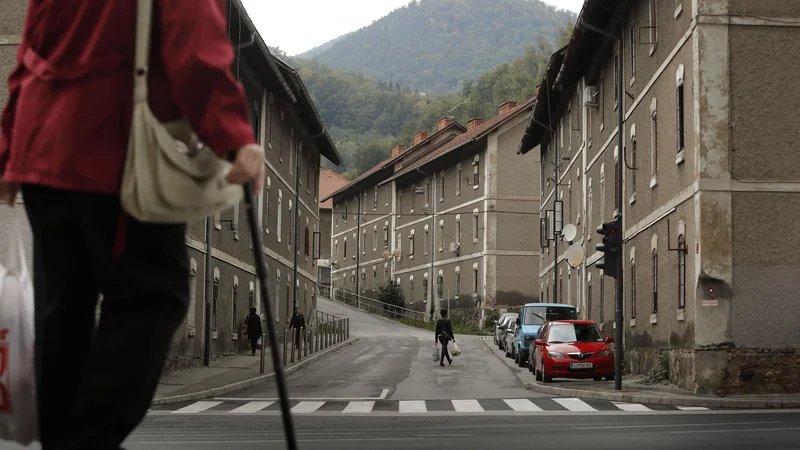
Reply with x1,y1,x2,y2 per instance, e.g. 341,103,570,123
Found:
438,335,452,364
21,185,189,450
250,337,259,354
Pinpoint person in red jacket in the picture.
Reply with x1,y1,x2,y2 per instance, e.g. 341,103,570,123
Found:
0,1,263,448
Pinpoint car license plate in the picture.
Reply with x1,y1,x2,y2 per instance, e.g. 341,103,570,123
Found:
570,362,593,369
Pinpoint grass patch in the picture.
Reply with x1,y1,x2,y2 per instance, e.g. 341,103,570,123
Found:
397,319,490,336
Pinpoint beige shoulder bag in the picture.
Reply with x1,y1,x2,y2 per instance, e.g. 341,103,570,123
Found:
120,0,244,223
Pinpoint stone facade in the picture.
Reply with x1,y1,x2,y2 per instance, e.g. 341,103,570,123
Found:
327,101,541,321
0,0,341,373
518,0,800,395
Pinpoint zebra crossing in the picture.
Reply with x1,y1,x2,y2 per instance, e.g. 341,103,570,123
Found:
150,397,713,416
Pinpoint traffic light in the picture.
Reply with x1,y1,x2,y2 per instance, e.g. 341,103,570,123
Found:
595,218,621,278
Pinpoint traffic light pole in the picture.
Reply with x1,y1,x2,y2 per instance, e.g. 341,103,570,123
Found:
613,30,624,391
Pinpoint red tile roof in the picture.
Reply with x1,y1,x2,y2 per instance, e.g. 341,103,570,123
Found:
383,97,536,184
319,169,351,209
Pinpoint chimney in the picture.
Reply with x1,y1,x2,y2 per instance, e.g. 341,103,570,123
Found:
391,144,406,158
498,101,518,115
438,116,454,131
413,131,429,145
467,118,483,132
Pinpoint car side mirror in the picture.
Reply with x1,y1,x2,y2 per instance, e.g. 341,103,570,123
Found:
605,336,614,343
516,318,521,326
534,339,544,346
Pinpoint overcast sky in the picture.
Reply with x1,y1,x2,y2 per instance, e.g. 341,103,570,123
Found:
242,0,584,56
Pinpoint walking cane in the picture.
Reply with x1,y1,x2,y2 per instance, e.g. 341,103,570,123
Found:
243,181,297,450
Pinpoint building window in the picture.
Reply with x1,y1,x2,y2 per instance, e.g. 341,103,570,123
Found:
677,84,685,151
373,186,378,210
455,270,461,297
424,226,430,255
651,107,659,176
275,270,280,323
472,155,480,188
398,190,403,217
473,265,479,294
587,281,592,321
439,220,444,252
352,233,357,259
396,233,402,258
678,235,686,309
423,277,429,302
424,179,431,207
613,43,619,107
457,164,462,195
305,227,310,256
473,210,479,242
212,274,219,331
299,149,304,186
439,172,445,201
373,227,378,251
383,224,389,248
373,268,377,290
344,202,348,223
437,273,443,298
232,280,238,332
559,276,563,304
630,14,636,78
599,274,605,322
312,163,317,200
614,157,620,210
652,250,659,314
456,215,462,244
385,186,390,206
277,190,283,242
363,192,368,214
343,237,347,259
649,0,658,51
587,182,593,238
600,69,605,127
409,277,415,304
334,241,339,262
631,135,637,194
288,200,293,247
265,180,271,234
289,127,295,173
630,263,637,319
266,92,273,147
249,283,255,308
409,231,415,256
362,229,367,255
410,185,416,213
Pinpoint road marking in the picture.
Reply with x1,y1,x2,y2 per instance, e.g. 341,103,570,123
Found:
452,399,484,412
342,401,375,413
399,400,427,413
379,389,390,399
553,398,597,412
229,401,274,414
503,399,543,412
613,402,654,412
215,397,383,401
676,406,710,411
291,401,325,413
670,427,800,435
171,401,222,414
577,421,781,430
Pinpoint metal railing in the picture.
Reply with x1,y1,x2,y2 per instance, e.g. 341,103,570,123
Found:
257,315,350,373
323,287,429,323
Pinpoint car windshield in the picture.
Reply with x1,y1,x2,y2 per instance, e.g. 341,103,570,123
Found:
523,306,578,325
547,323,604,343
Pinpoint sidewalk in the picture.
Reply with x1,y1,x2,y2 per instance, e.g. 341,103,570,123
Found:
485,338,800,409
151,336,358,406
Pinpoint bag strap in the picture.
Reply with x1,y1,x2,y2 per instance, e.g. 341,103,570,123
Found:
133,0,154,105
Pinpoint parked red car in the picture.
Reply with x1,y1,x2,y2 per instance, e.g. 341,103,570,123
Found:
532,320,615,383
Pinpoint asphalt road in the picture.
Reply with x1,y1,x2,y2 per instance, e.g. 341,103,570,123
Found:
117,411,800,449
227,296,538,401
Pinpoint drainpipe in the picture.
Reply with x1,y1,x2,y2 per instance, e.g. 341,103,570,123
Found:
204,217,213,366
355,192,362,308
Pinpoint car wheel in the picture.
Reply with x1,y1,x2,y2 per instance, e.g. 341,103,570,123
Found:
517,351,526,368
527,357,534,373
541,364,553,383
593,376,602,381
535,362,543,382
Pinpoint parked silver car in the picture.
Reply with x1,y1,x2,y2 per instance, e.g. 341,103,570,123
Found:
494,313,517,349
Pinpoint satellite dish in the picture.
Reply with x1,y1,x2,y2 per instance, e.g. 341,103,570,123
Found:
565,244,584,268
561,224,577,243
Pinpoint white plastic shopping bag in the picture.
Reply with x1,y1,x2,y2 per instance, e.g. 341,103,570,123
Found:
432,342,440,362
450,341,462,357
0,214,38,445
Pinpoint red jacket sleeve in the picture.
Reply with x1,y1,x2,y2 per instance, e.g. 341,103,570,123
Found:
158,0,256,156
0,37,27,178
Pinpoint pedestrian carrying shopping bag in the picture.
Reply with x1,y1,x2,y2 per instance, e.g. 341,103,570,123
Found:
0,214,38,445
450,341,462,357
432,342,440,362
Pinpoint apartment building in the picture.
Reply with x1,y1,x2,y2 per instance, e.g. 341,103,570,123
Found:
518,0,800,395
328,100,541,320
318,169,351,286
325,117,466,300
0,0,342,371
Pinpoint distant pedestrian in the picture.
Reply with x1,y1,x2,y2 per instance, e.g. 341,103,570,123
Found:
0,1,262,448
289,306,306,349
245,307,263,356
435,309,456,366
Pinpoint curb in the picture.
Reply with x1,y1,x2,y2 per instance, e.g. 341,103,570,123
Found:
484,338,800,409
151,336,359,406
